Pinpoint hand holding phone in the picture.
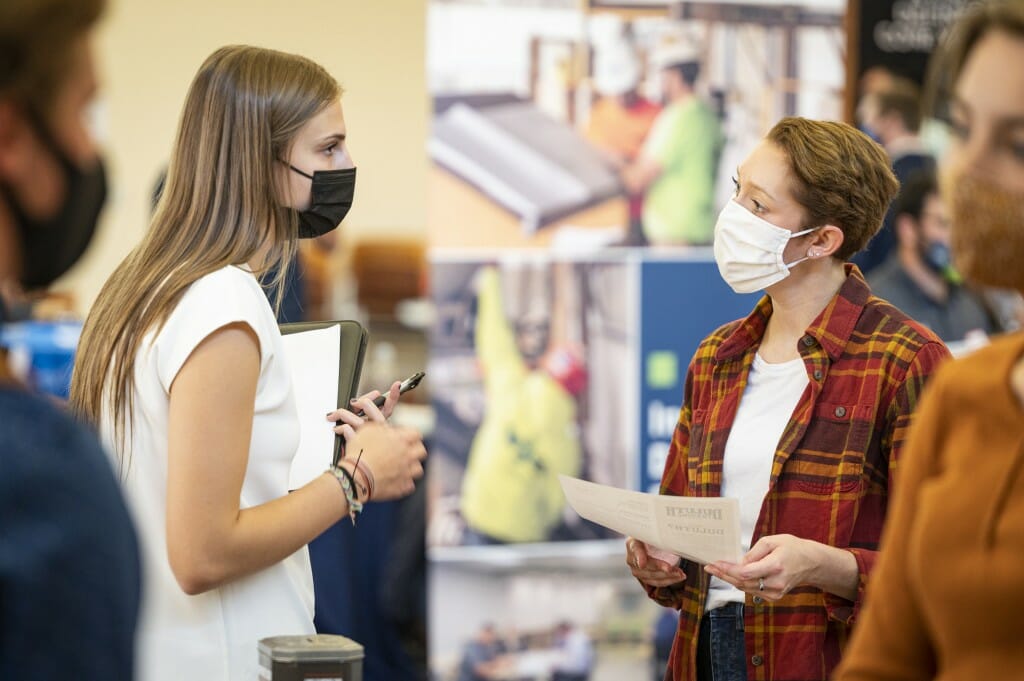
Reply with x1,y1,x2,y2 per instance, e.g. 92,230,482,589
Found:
351,371,425,417
330,371,426,467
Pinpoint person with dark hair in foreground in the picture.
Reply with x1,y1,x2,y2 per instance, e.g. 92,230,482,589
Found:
868,169,997,343
0,1,140,678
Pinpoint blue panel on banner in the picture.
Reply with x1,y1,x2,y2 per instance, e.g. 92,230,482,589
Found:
639,258,758,493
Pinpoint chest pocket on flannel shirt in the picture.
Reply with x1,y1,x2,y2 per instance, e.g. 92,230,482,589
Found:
786,401,868,493
687,408,712,491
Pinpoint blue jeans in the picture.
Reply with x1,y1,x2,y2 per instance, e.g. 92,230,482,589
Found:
696,603,746,681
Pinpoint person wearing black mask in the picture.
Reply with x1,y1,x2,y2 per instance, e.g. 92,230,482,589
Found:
70,46,426,681
868,170,998,344
0,1,140,679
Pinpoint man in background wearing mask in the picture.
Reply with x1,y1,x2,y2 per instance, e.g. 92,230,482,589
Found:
0,1,140,679
868,170,997,343
853,79,936,274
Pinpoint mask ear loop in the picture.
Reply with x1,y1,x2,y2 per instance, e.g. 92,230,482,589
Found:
288,164,315,180
782,225,823,269
275,157,316,181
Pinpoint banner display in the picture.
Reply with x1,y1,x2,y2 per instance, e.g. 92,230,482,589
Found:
425,2,846,679
428,0,845,251
637,256,757,493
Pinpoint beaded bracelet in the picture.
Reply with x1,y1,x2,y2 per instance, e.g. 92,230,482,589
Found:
328,463,363,525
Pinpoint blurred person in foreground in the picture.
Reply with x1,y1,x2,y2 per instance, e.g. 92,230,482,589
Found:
836,2,1024,677
0,0,139,678
868,169,997,344
625,117,949,680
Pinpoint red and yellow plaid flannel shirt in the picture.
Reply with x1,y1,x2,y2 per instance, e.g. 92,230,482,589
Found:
648,266,950,681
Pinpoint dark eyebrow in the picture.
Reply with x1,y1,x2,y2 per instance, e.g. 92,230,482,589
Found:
318,133,346,145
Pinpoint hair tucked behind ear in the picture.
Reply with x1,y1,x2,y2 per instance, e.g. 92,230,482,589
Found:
767,117,899,260
70,45,341,475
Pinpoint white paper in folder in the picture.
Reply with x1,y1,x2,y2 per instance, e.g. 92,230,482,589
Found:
280,324,341,489
559,475,743,565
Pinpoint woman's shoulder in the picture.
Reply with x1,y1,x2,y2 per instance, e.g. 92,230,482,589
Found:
186,264,263,296
175,265,268,317
858,295,947,354
909,332,1024,430
155,265,273,347
935,332,1024,393
697,317,746,354
150,265,277,389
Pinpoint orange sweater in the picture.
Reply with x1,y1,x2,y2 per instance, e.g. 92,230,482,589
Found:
835,331,1024,680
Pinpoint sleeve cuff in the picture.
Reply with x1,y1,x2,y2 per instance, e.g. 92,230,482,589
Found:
642,560,690,609
824,548,875,625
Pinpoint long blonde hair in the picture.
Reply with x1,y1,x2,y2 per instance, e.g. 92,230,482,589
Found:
71,45,341,473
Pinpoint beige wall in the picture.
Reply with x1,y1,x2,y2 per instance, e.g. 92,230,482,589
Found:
59,0,428,314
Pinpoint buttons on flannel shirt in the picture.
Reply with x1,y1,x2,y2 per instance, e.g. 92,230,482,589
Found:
752,595,764,605
751,654,764,666
802,335,815,347
835,406,847,418
813,369,823,380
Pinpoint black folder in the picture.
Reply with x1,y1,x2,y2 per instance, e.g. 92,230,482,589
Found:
280,320,368,467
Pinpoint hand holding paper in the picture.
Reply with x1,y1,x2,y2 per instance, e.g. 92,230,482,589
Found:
626,537,687,588
559,475,742,565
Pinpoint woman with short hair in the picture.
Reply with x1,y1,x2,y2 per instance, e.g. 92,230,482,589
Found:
627,116,950,680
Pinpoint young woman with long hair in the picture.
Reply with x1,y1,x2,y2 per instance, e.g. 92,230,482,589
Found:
70,45,426,681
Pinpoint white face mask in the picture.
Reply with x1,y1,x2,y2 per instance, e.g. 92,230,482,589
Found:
713,199,820,294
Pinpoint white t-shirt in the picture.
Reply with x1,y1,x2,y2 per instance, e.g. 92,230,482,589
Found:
100,265,314,681
706,352,808,612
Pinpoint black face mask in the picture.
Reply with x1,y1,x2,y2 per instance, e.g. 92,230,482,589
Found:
921,240,952,275
1,110,107,290
287,165,356,238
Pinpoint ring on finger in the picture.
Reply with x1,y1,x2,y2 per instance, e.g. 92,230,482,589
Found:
758,577,765,592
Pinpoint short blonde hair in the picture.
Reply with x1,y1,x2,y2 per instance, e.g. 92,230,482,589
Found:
767,117,899,260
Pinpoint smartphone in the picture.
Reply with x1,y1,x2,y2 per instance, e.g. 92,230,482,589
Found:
353,371,425,416
333,371,426,466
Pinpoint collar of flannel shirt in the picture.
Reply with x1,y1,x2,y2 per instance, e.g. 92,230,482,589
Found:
715,263,869,363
